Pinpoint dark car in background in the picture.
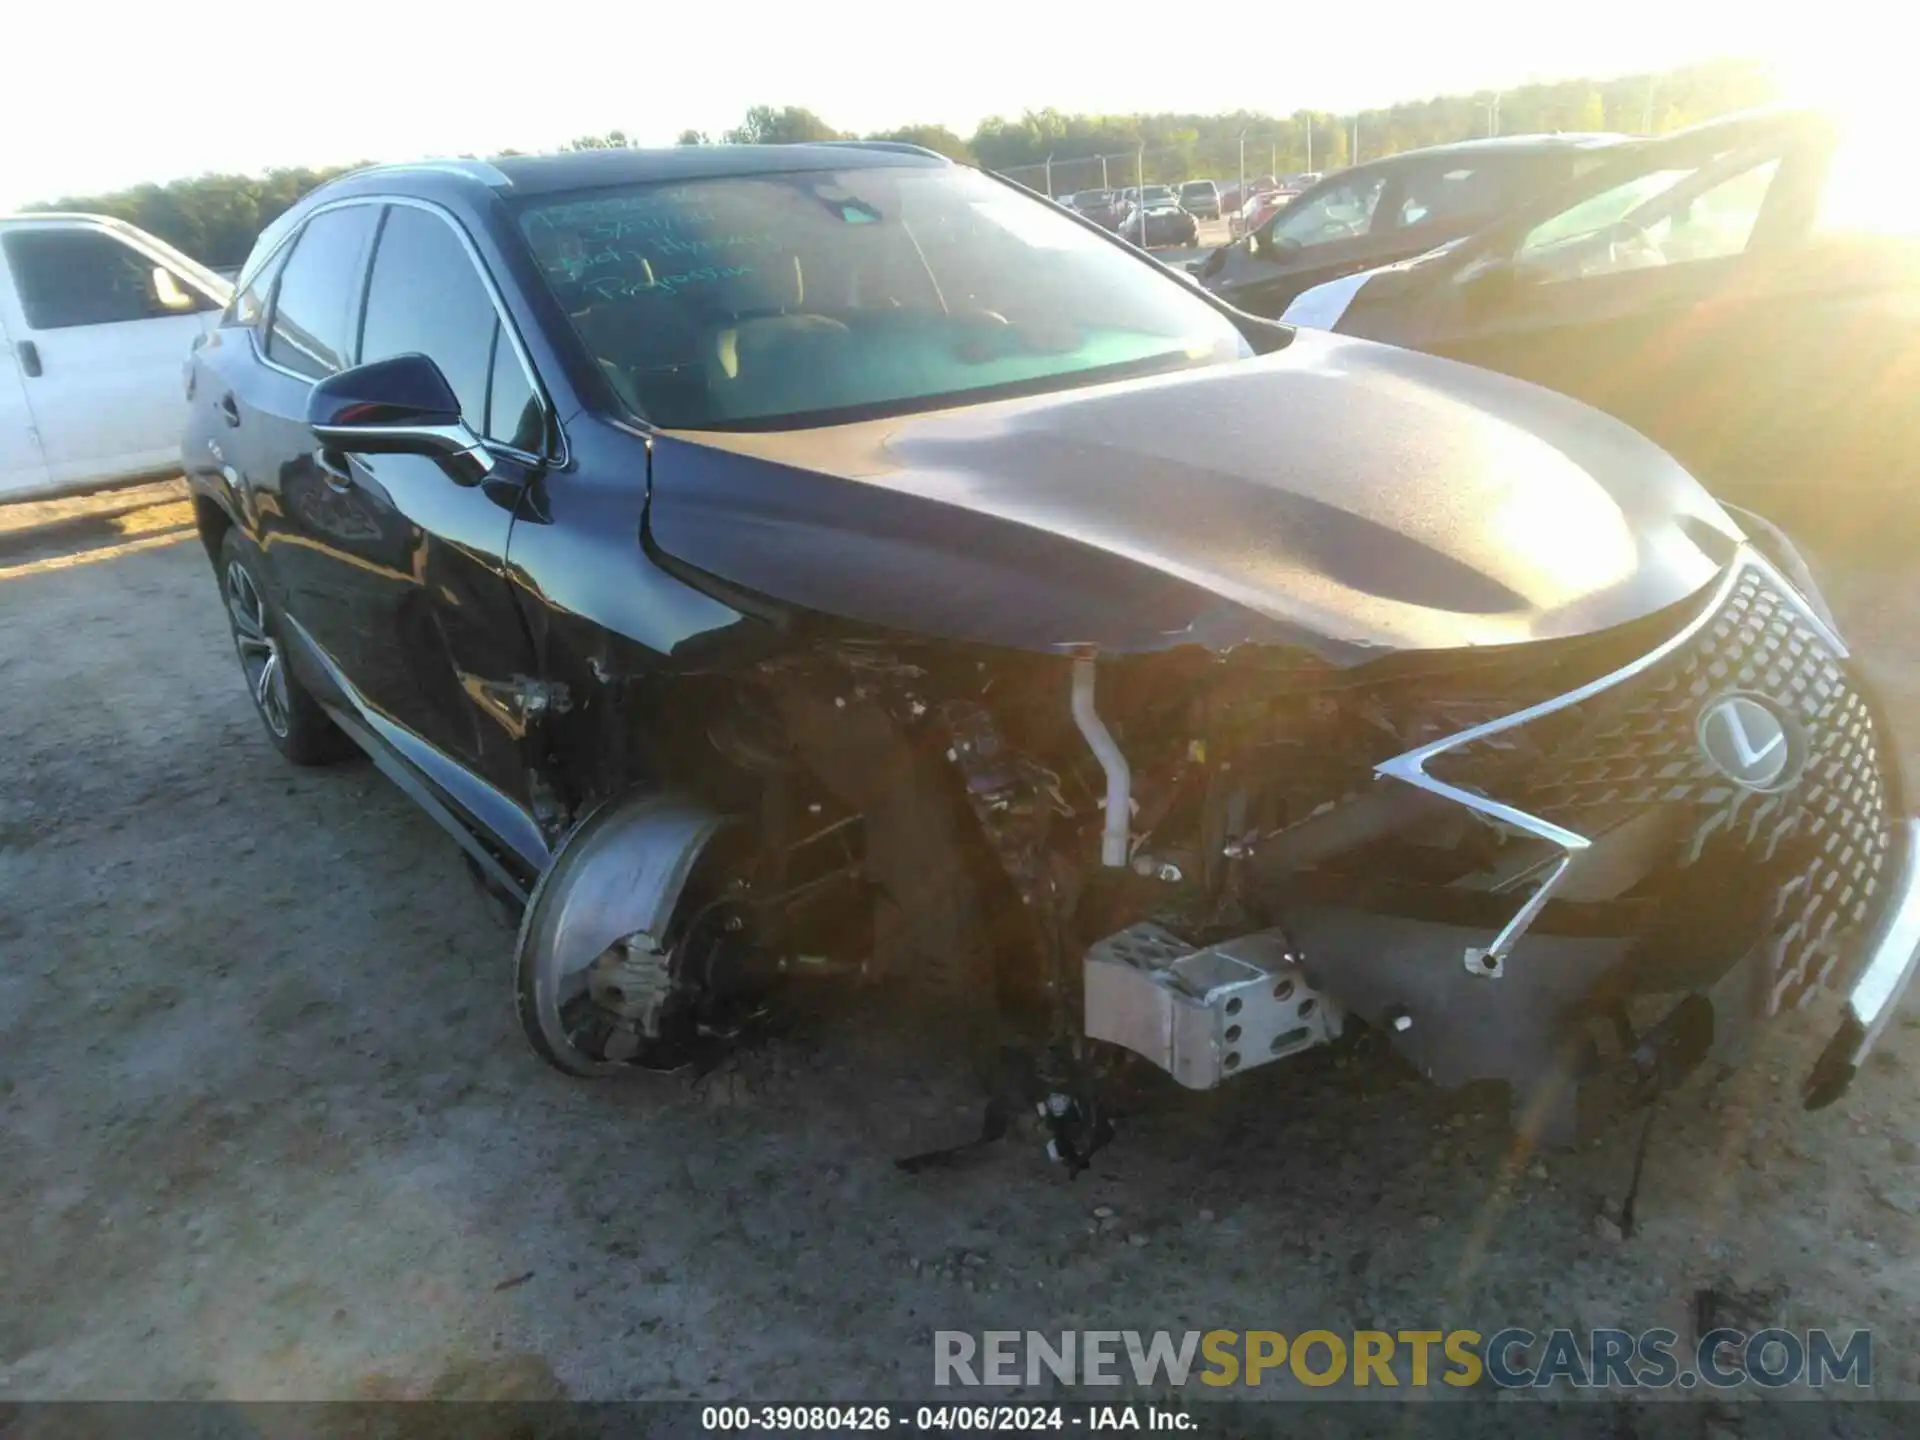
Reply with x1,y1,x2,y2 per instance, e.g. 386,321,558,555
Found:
1282,108,1917,547
1199,133,1633,317
1179,179,1222,219
1121,200,1201,249
1072,189,1128,230
179,140,1916,1174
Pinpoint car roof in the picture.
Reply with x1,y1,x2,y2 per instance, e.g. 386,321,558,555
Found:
295,142,948,210
244,142,954,284
484,142,949,196
1650,104,1826,147
1370,132,1635,163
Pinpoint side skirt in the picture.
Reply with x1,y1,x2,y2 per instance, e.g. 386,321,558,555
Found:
275,613,547,904
320,703,533,906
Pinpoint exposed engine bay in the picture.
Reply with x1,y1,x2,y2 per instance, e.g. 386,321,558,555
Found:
514,549,1906,1169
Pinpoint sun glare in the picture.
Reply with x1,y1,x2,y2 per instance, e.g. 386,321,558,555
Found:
1763,45,1920,238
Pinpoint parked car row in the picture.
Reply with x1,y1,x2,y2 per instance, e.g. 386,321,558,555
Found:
1058,186,1203,249
1276,106,1918,537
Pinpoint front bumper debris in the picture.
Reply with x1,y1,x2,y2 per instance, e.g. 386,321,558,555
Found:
1077,545,1918,1125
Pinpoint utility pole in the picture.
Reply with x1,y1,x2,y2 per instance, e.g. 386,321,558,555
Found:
1642,78,1658,133
1100,153,1109,188
1305,116,1312,173
1044,153,1053,199
1237,128,1247,220
1485,92,1502,137
1351,115,1360,166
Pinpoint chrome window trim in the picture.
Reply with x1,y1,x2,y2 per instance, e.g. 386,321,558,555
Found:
247,193,567,468
1374,546,1849,976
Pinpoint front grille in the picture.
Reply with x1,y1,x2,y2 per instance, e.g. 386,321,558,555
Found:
1419,560,1894,1014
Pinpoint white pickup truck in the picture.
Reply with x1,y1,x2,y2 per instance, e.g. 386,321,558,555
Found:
1,213,232,500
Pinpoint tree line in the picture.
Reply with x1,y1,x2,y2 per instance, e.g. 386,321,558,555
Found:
25,57,1773,269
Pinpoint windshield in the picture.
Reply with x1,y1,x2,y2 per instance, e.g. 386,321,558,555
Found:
1267,171,1387,249
514,165,1251,429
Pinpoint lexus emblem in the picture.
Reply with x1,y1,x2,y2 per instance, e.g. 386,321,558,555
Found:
1697,694,1802,792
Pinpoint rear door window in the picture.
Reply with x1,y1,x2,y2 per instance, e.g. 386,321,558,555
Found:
1393,162,1507,231
266,204,380,379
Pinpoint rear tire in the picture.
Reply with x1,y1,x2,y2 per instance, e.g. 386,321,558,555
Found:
217,529,354,766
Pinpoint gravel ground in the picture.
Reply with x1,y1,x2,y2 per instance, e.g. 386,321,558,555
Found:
2,509,1918,1406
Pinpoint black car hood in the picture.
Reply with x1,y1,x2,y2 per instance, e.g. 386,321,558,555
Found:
647,331,1741,663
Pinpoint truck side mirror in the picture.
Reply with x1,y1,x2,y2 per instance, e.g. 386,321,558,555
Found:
151,267,196,313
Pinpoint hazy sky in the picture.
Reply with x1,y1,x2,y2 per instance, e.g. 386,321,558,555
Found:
0,1,1859,209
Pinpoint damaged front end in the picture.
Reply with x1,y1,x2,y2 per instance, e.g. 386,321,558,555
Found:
514,543,1917,1165
1067,544,1912,1147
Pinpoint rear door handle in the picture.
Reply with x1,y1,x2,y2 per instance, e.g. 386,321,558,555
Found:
218,393,241,427
16,340,40,378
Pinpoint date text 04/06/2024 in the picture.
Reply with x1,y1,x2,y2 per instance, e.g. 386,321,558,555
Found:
700,1405,1191,1431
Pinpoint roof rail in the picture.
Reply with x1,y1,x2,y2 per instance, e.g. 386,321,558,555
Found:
812,140,951,162
334,157,514,188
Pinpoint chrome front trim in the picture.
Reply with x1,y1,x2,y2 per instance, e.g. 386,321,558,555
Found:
1847,818,1920,1036
1375,546,1849,975
1806,817,1920,1108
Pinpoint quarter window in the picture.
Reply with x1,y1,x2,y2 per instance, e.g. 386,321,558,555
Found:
1397,165,1503,229
267,205,380,379
225,240,293,332
485,327,544,452
2,228,215,330
359,205,510,434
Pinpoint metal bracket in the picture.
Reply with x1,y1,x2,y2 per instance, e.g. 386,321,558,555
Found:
1084,923,1343,1089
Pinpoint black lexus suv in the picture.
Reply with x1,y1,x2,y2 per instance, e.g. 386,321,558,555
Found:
182,140,1919,1170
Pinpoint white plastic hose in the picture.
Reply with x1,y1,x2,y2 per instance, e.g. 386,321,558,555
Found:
1071,657,1132,868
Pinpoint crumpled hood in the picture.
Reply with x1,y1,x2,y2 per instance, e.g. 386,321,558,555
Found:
647,330,1742,662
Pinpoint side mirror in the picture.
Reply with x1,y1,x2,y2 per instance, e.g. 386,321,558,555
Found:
151,266,196,313
307,354,488,472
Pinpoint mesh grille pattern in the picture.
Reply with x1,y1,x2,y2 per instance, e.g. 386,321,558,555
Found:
1428,565,1892,1013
